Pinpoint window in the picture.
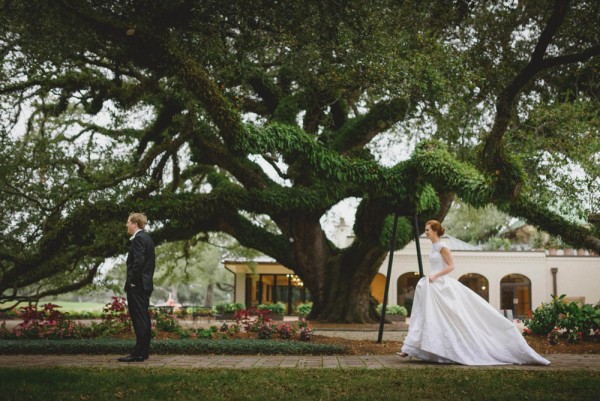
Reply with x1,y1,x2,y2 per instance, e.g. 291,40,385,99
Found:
500,274,532,317
459,273,489,301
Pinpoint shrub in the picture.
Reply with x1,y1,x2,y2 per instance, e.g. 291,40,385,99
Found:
0,309,18,320
88,297,132,337
258,322,275,339
233,308,313,341
219,322,241,335
276,323,296,339
196,328,216,339
152,310,181,333
190,306,213,319
299,326,313,341
0,338,346,355
523,298,563,336
296,302,313,316
376,304,408,316
0,300,133,340
234,307,272,333
214,302,245,314
257,302,286,315
482,237,512,251
6,303,87,340
523,295,600,343
176,328,193,339
67,311,103,319
235,310,277,340
297,317,313,341
0,321,11,338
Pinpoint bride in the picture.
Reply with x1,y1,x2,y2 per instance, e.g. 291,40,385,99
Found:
398,220,550,366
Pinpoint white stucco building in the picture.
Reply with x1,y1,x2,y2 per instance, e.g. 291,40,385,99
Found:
224,221,600,317
372,235,599,317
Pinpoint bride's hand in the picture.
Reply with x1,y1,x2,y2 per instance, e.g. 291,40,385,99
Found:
428,275,436,283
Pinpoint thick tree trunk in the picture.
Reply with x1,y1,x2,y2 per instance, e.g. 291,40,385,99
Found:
309,247,388,323
283,190,457,323
204,282,214,307
287,213,388,323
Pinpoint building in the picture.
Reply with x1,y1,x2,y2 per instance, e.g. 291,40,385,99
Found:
224,256,309,315
224,223,600,317
374,235,599,317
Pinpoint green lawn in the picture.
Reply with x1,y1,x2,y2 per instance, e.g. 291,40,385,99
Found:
0,367,598,401
1,300,106,314
41,301,106,314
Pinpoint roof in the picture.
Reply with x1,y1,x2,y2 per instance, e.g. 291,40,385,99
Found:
222,255,278,264
434,234,481,251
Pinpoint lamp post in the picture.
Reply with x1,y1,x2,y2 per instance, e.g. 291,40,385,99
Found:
377,214,424,343
413,215,425,278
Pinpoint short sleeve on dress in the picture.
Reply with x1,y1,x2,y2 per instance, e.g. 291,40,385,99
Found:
437,241,449,251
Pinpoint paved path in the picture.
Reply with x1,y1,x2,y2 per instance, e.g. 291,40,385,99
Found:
0,354,598,370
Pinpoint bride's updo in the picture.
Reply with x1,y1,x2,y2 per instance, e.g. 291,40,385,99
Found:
426,220,445,236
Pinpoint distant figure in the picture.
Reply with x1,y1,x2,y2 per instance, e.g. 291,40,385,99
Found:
118,212,155,363
398,220,549,366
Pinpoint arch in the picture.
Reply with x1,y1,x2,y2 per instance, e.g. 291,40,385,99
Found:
370,273,387,304
459,273,489,302
500,274,532,318
397,272,421,316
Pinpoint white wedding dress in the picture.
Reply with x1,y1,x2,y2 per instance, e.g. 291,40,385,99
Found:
401,241,550,365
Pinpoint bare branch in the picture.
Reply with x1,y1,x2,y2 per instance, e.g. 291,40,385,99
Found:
483,0,571,164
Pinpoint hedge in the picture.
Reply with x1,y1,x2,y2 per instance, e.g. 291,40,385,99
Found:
0,338,346,355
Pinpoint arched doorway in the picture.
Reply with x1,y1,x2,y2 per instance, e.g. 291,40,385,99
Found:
397,272,420,316
459,273,489,301
370,273,386,304
500,274,532,318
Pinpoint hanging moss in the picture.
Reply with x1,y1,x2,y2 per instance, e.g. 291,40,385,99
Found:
378,216,414,250
412,140,493,207
241,122,413,197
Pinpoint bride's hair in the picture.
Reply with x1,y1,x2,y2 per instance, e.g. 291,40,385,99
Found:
426,220,445,236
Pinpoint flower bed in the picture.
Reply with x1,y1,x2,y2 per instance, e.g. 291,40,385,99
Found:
0,300,315,345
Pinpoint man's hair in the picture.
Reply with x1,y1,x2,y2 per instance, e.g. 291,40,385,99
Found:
128,212,148,229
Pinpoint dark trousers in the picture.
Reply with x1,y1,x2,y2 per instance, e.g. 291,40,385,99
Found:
127,289,152,358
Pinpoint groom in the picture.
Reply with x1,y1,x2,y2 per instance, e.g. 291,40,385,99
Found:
118,212,156,363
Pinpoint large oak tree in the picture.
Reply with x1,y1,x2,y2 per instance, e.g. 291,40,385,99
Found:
1,0,598,321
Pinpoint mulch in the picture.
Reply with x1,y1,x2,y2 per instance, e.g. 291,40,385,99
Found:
154,330,600,355
309,335,600,355
522,334,600,355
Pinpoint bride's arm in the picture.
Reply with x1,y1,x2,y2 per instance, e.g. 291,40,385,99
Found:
429,247,455,282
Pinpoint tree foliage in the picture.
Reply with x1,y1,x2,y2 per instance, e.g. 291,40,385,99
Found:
0,1,599,321
443,199,513,245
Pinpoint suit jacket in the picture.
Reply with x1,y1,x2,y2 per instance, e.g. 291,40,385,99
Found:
124,230,155,294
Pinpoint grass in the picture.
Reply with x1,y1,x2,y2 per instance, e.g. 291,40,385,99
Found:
0,367,598,400
39,301,106,314
0,300,106,314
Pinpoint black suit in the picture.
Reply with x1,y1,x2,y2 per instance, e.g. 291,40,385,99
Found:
124,230,155,359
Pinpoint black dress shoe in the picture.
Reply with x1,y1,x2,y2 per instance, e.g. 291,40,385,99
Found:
117,356,145,362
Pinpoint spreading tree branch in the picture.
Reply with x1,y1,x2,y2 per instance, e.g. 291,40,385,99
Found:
329,97,411,154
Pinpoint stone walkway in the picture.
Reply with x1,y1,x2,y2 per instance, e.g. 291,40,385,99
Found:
0,354,598,370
